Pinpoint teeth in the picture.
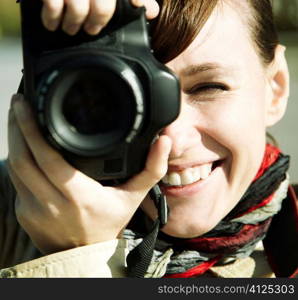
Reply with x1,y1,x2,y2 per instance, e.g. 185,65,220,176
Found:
162,174,169,185
162,163,213,187
180,169,195,185
168,173,181,186
192,167,200,180
200,164,212,179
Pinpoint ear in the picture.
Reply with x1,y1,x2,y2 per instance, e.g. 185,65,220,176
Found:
265,44,290,127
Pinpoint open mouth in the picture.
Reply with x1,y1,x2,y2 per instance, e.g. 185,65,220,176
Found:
160,159,224,188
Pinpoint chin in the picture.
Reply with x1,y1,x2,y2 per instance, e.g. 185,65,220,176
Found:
159,212,221,238
141,191,230,239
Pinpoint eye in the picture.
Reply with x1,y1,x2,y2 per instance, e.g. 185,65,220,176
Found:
187,83,228,95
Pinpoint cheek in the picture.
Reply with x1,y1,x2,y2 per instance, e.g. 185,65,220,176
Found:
197,90,268,182
202,89,267,150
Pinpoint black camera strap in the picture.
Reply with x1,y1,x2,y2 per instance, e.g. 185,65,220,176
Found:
126,185,168,278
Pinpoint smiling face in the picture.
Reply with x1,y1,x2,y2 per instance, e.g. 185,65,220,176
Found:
141,1,289,238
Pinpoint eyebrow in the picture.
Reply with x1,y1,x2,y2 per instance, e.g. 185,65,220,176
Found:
180,62,236,77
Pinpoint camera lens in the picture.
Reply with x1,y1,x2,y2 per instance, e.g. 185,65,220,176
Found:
38,56,144,157
62,77,120,135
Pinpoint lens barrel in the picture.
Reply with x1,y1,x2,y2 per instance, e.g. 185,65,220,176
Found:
36,55,145,157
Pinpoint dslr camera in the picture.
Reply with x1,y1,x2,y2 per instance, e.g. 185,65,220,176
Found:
19,0,180,181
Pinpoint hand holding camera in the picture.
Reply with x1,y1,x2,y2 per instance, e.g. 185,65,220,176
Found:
7,0,178,254
41,0,160,35
8,94,171,254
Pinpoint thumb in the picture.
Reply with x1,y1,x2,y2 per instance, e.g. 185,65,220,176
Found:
122,135,172,202
131,0,160,20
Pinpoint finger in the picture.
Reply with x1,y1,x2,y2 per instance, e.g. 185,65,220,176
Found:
8,95,62,202
131,0,160,19
12,94,102,199
7,161,37,228
62,0,90,35
6,159,48,239
6,160,35,211
41,0,64,31
121,135,172,203
84,0,117,35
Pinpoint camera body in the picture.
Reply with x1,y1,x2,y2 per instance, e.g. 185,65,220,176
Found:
19,0,180,181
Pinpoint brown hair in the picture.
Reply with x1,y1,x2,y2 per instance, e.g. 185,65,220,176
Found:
151,0,279,65
247,0,279,64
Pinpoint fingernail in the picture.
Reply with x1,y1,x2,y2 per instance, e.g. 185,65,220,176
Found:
64,24,80,36
13,95,27,115
13,101,30,123
11,94,22,107
46,20,59,31
151,134,160,145
8,105,15,121
13,99,22,113
85,24,102,35
131,0,144,7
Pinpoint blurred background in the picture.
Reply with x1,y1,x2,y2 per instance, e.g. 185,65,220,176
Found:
0,0,298,179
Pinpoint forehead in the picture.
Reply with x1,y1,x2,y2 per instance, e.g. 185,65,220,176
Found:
166,1,261,75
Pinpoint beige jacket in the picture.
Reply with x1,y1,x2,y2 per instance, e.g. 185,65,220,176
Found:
0,160,275,278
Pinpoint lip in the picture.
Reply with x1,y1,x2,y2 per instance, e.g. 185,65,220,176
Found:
160,160,224,198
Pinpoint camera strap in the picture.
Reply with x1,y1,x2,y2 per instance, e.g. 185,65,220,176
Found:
126,184,168,278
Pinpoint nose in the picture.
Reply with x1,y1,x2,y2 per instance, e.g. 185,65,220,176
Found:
160,102,199,158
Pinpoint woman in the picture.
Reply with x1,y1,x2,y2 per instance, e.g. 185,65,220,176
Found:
0,0,297,277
